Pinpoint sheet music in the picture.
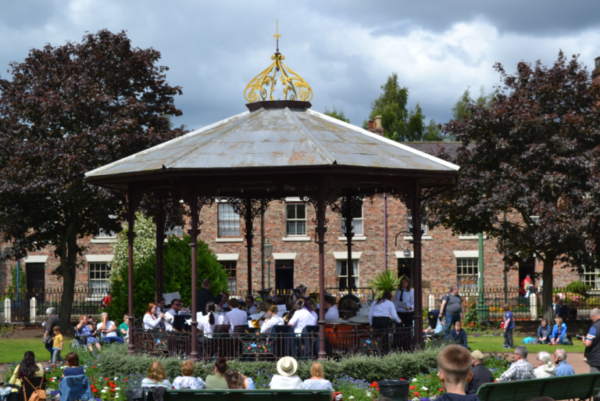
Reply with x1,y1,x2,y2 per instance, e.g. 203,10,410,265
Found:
163,292,181,306
397,301,409,309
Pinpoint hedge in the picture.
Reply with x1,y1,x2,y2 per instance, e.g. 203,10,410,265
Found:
93,344,442,383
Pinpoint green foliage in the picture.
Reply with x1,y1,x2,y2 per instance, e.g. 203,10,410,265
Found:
463,299,480,331
367,73,443,142
108,213,228,320
8,263,26,293
565,281,590,297
323,106,350,123
370,269,401,300
450,86,492,140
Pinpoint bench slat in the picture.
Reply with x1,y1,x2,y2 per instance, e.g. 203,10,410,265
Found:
145,388,330,401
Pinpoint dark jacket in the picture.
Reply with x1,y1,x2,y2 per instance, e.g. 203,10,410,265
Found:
196,287,222,316
537,325,551,340
585,319,600,368
450,328,468,348
18,376,46,401
465,363,494,395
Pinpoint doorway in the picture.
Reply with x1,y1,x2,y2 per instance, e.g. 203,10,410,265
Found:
518,260,536,290
275,260,294,294
398,258,414,282
26,262,45,302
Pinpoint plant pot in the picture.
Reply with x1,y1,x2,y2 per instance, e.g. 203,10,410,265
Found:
378,380,409,401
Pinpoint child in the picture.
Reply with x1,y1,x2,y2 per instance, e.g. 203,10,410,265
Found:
51,326,64,365
62,352,85,377
502,304,514,349
537,319,551,344
436,345,480,401
550,317,567,345
449,321,469,349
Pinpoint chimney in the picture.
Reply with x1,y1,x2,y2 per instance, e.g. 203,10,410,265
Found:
368,119,375,130
367,115,385,136
593,57,600,85
374,116,382,129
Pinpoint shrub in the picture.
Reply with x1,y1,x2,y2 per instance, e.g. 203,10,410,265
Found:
566,281,590,297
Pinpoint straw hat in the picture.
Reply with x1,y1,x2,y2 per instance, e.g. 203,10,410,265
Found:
277,357,298,376
471,350,484,361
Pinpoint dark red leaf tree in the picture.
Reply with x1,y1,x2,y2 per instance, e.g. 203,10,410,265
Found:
426,52,600,323
0,30,185,329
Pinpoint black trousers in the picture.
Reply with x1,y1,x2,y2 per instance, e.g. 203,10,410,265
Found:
397,311,413,328
372,317,391,353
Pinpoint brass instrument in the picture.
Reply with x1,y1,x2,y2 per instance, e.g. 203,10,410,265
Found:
284,298,305,323
251,310,269,329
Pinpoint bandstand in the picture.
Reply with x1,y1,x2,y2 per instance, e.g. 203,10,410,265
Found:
85,34,459,361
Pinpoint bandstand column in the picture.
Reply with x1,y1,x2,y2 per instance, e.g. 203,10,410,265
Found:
187,187,200,361
155,193,165,302
411,181,424,348
344,199,355,294
126,188,140,356
316,181,327,360
244,198,254,295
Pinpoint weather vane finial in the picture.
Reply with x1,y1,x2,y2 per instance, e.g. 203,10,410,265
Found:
274,19,281,54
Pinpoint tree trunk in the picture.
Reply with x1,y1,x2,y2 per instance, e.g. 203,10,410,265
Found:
541,255,556,325
58,233,78,335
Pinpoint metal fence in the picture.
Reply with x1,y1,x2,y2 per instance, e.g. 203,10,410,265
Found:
0,288,108,323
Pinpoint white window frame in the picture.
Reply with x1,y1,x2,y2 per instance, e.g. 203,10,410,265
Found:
582,266,600,290
220,260,237,294
457,257,479,292
336,260,359,289
340,201,364,236
89,263,112,291
286,203,307,237
218,203,240,237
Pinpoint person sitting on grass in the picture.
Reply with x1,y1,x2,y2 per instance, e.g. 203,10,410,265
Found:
76,315,102,352
205,357,229,390
301,362,335,400
550,317,568,345
537,319,551,344
51,326,65,365
62,352,85,377
8,351,44,387
141,361,172,388
172,361,205,390
533,351,556,378
503,304,514,349
498,346,534,382
436,344,479,401
224,370,255,390
450,321,468,349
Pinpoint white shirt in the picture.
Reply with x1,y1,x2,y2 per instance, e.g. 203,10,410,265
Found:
164,309,191,331
369,299,401,325
143,314,163,330
97,321,119,338
197,312,225,338
261,315,285,333
288,307,315,334
225,308,248,332
269,375,303,390
311,311,318,322
276,304,287,318
172,376,205,390
393,288,415,312
325,305,339,320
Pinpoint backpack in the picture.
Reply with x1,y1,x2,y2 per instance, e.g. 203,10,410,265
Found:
23,376,46,401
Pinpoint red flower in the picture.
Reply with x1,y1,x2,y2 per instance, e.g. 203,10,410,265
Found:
400,378,404,380
415,392,419,397
110,389,115,393
92,389,98,393
410,386,416,390
439,388,444,392
92,366,96,369
125,379,128,382
105,377,108,380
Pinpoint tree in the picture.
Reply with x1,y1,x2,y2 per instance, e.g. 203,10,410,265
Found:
323,107,350,123
0,30,185,331
451,87,492,122
425,52,600,323
366,73,443,141
108,212,229,320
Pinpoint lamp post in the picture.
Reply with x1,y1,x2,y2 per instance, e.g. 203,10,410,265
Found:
476,232,490,321
264,237,273,289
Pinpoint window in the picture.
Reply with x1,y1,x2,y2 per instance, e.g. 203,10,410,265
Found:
457,258,479,291
165,226,184,237
89,263,111,291
96,229,116,238
221,261,237,293
218,203,240,237
286,203,306,236
407,215,428,236
397,258,413,282
336,260,359,290
582,266,600,290
340,201,364,236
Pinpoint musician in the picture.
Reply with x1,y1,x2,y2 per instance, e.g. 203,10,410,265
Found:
245,296,257,314
164,299,191,332
224,298,246,332
369,291,401,328
261,305,285,333
288,299,316,334
198,302,224,338
324,296,339,320
394,277,414,328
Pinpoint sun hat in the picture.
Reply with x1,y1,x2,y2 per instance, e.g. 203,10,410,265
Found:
277,357,298,376
471,350,484,361
46,307,56,315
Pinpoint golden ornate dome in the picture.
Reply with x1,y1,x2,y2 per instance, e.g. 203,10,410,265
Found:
244,21,313,103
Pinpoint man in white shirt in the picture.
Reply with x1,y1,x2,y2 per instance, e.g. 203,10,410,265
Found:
97,312,124,344
224,298,247,332
165,299,191,331
245,296,257,315
288,302,314,334
324,296,339,320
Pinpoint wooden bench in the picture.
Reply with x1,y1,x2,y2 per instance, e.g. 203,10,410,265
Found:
477,373,600,401
145,388,330,401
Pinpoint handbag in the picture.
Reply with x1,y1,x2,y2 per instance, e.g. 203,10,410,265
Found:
22,376,46,401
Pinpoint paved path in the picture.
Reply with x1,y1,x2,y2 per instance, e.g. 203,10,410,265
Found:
491,352,589,374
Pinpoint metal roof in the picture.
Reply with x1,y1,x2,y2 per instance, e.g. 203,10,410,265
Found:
85,105,459,183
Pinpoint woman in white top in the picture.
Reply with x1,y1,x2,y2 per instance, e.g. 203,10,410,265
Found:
393,277,415,328
198,301,224,338
143,303,165,330
369,291,401,328
173,360,205,389
141,361,172,388
261,305,285,334
288,299,314,334
534,351,556,378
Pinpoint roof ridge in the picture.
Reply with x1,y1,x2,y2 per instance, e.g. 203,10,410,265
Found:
283,108,337,165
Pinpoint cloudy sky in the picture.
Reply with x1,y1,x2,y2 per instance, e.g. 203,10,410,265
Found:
2,1,600,132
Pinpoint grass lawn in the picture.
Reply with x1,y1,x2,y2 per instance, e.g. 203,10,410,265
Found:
468,335,585,353
0,338,73,364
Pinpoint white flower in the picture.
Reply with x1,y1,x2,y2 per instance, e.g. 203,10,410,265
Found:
422,386,428,391
61,366,67,369
101,389,107,393
412,378,417,382
115,388,120,391
114,377,118,381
